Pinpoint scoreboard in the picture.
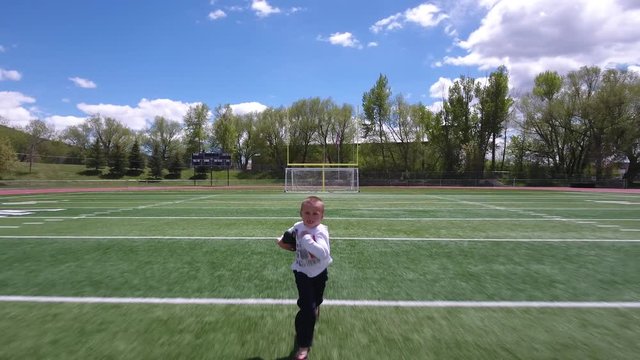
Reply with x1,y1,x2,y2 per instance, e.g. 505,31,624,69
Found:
191,152,231,169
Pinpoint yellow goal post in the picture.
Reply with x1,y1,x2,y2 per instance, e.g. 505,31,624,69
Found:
284,167,359,192
284,139,360,192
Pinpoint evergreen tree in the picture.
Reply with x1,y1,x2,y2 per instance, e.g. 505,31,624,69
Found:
128,139,145,172
108,142,127,177
167,150,184,177
148,142,164,179
85,138,105,172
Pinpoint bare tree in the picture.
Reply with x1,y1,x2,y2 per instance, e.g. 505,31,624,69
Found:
24,119,55,173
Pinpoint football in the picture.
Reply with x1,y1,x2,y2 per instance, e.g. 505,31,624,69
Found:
281,229,297,250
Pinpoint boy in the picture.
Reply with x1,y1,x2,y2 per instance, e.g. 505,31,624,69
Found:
277,196,332,360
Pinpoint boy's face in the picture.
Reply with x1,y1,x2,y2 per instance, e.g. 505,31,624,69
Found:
300,202,324,228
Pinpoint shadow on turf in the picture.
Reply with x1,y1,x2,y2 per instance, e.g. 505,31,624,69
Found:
245,355,294,360
245,351,295,360
245,337,297,360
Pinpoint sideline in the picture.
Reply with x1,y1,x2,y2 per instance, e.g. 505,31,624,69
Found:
1,185,639,196
1,235,639,242
0,186,279,196
1,296,640,308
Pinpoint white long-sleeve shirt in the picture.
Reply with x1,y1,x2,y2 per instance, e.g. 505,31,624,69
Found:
289,221,332,277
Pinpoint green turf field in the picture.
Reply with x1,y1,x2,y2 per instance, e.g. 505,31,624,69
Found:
1,188,639,359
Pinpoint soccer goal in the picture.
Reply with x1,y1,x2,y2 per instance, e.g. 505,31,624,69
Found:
284,167,359,192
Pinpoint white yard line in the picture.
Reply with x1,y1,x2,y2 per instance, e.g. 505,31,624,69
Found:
1,295,639,308
335,237,640,242
0,195,219,229
427,194,639,234
14,216,640,222
324,300,640,308
0,235,639,242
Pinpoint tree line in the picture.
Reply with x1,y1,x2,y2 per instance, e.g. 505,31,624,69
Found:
1,65,638,185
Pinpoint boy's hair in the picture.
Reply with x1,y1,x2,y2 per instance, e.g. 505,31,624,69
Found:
301,196,324,212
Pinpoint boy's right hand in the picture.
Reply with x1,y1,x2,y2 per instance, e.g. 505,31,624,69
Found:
277,237,295,251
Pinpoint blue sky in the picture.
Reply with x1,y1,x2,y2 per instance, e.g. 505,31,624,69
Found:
1,0,639,131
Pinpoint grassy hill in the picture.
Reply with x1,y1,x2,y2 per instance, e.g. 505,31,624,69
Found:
1,125,280,187
0,125,78,163
1,161,280,188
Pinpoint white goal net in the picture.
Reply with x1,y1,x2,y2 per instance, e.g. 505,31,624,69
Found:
284,167,359,192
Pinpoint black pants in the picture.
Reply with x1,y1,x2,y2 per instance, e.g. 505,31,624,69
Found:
294,269,328,348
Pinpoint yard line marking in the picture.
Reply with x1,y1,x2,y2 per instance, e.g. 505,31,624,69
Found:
620,229,640,232
0,226,19,229
428,194,640,234
0,235,638,242
1,296,639,308
18,216,640,222
337,237,640,242
588,200,640,205
22,222,44,225
0,210,33,216
57,206,640,211
324,300,640,308
59,194,220,224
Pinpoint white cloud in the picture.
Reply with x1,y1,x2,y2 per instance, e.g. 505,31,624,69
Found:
45,115,86,130
208,9,227,20
0,95,268,132
0,68,22,81
288,7,303,15
427,100,443,113
251,0,280,18
370,13,404,34
443,0,640,90
367,42,379,48
319,32,362,49
77,98,200,131
405,3,448,28
477,0,500,7
629,65,640,74
370,3,447,34
475,76,490,87
0,91,36,128
429,77,454,99
428,76,491,106
208,2,297,22
230,102,267,115
444,24,458,37
69,77,97,89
